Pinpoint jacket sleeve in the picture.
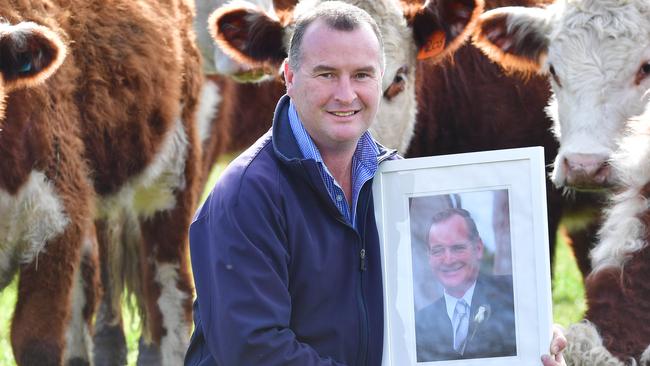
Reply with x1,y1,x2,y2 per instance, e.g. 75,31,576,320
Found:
189,176,347,366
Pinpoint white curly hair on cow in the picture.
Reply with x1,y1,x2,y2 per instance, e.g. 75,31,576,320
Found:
564,321,629,366
474,0,650,190
590,112,650,272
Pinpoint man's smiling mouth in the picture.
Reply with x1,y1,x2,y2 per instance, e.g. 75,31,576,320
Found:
330,111,358,117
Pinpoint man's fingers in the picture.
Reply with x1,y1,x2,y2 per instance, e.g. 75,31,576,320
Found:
551,324,567,354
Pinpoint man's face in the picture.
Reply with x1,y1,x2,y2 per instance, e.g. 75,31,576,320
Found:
427,214,483,298
284,19,383,154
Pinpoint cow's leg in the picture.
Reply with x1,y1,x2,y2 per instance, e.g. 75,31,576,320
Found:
64,233,100,366
136,203,194,366
562,191,607,278
545,181,565,276
135,154,197,366
93,219,128,366
564,220,600,277
11,226,83,366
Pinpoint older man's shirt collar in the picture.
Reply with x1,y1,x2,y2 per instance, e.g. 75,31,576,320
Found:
443,281,477,322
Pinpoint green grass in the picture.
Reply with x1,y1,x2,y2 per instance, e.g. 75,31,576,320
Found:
0,157,586,364
552,231,587,327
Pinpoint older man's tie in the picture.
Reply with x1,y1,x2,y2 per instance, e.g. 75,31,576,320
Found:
453,299,469,354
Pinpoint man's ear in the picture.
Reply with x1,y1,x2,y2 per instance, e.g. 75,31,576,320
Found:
476,238,484,258
208,2,287,67
283,59,294,89
0,22,67,91
404,0,485,62
473,6,551,74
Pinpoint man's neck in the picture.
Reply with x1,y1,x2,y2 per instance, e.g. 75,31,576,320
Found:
320,147,355,205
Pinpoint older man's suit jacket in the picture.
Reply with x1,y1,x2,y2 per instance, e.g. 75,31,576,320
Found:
415,274,516,362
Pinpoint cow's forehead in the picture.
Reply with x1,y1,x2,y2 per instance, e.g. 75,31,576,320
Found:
550,0,650,47
547,0,650,82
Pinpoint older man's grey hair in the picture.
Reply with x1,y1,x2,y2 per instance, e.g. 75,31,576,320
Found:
287,1,385,71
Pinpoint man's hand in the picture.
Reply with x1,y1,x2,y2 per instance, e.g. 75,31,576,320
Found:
541,324,567,366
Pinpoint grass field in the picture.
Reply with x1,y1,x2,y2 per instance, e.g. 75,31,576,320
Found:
0,159,586,364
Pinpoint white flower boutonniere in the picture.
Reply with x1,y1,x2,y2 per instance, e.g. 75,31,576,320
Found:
474,304,491,324
460,304,492,354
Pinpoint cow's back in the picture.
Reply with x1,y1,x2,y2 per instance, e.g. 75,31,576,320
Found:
55,0,200,195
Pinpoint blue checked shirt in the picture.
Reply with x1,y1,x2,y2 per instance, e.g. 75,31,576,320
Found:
288,100,379,228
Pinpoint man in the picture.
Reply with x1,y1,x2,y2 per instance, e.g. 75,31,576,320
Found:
416,207,516,361
185,2,567,365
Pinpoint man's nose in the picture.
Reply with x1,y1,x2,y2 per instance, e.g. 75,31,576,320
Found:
334,77,356,104
440,250,454,263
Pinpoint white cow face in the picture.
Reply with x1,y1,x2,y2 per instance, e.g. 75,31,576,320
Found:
208,0,483,154
0,21,67,121
474,0,650,190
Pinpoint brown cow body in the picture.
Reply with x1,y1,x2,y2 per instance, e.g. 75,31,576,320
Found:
0,1,202,365
199,74,286,177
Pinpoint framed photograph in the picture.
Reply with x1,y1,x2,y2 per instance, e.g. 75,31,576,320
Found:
373,147,552,366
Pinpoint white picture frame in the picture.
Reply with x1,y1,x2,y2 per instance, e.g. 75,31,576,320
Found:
373,147,552,366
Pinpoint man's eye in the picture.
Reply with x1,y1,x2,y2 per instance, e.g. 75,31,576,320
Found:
451,245,467,253
318,73,334,79
355,73,370,79
430,248,444,256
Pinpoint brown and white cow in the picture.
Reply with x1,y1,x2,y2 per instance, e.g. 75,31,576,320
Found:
205,0,603,277
472,0,649,190
473,0,650,363
0,1,203,365
0,17,99,366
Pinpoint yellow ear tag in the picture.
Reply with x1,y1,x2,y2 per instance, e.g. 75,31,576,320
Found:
417,31,446,60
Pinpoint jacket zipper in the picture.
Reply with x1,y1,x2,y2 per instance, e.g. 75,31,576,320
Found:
357,183,373,366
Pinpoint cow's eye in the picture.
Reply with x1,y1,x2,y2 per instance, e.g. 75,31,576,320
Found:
548,64,562,87
635,62,650,85
383,65,408,101
641,63,650,74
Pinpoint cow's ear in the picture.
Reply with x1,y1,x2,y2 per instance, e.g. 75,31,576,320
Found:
473,6,551,74
273,0,297,12
0,22,67,91
405,0,484,62
209,3,286,66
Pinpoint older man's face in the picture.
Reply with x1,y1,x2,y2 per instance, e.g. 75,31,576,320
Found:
427,214,483,298
284,19,383,154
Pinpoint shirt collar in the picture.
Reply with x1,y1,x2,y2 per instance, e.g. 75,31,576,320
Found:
443,281,477,322
287,99,379,180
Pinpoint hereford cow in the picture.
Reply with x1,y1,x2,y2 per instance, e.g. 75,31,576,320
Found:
0,18,99,366
206,0,603,277
473,0,650,363
472,0,648,190
0,1,202,365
